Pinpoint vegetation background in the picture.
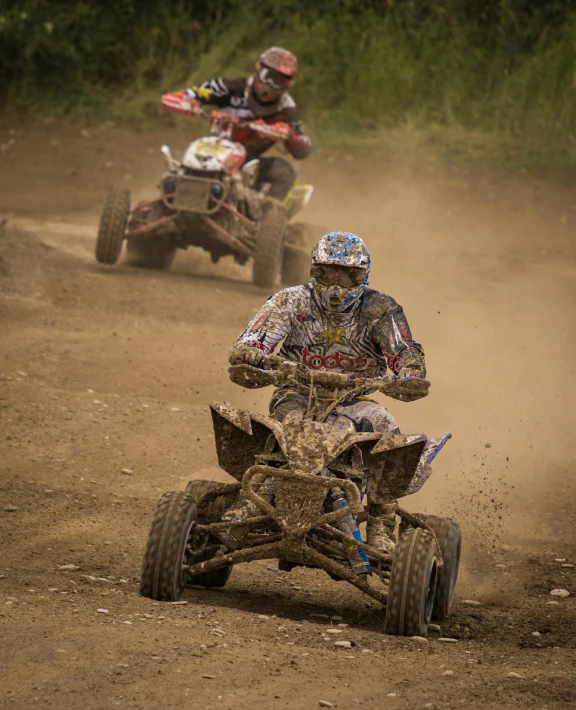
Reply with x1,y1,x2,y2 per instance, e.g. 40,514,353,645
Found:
1,0,575,170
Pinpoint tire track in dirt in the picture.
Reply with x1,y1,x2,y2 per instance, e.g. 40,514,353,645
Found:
0,122,575,708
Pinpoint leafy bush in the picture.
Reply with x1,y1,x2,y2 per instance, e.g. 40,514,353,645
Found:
2,0,576,166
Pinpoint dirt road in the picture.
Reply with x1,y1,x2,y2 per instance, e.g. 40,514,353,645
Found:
0,119,575,709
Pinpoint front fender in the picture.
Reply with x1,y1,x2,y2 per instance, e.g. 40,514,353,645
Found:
210,401,281,481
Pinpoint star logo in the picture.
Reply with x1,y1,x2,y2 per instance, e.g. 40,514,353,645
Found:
318,325,345,347
194,86,214,99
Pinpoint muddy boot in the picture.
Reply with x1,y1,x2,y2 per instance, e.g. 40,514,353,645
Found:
366,502,397,552
272,393,307,422
217,499,257,551
331,492,372,576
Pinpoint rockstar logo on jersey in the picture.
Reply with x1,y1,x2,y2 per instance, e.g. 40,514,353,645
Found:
194,86,214,100
318,325,345,347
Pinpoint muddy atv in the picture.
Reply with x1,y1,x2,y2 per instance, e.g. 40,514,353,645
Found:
94,109,315,288
140,360,461,636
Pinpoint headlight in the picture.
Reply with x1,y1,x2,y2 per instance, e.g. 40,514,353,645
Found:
211,183,224,199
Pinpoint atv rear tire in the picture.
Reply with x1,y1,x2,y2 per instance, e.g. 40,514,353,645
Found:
253,202,287,288
184,479,237,523
95,187,130,264
184,479,233,588
422,515,461,621
187,546,233,589
139,491,197,601
184,479,220,503
282,223,310,286
126,238,176,270
384,528,438,636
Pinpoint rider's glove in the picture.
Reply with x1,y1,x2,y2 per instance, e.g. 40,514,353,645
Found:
240,348,266,368
394,367,428,402
161,90,201,115
250,119,293,142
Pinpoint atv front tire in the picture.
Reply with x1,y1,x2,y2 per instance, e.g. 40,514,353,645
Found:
422,515,461,621
126,238,176,270
139,491,197,601
95,187,130,264
253,202,287,288
384,528,438,636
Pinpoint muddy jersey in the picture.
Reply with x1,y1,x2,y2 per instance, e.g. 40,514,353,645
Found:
190,77,311,160
230,284,426,377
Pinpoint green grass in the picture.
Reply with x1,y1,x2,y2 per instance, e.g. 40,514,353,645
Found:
2,1,576,173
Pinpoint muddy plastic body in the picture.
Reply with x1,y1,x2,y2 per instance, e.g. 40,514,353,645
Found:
140,362,460,636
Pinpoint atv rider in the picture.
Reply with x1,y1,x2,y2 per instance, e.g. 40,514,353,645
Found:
162,46,311,201
228,231,428,552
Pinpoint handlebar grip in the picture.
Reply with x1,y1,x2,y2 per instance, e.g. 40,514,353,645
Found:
261,354,286,370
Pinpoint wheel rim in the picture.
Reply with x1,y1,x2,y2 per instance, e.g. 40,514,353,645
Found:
177,521,199,590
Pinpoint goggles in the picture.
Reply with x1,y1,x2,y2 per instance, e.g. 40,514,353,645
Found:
258,66,293,90
311,264,366,288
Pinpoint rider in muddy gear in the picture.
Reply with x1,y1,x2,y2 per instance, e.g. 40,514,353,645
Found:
162,47,311,201
229,231,427,552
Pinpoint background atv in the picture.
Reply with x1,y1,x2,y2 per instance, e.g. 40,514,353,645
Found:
140,359,461,637
95,109,315,288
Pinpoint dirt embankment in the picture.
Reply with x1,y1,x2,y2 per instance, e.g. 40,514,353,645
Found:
0,119,575,709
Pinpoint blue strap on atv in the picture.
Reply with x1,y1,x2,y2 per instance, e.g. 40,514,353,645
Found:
331,494,372,575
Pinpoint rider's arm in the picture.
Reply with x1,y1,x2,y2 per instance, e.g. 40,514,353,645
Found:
282,105,312,160
229,291,294,367
162,78,244,113
372,300,426,378
187,78,245,107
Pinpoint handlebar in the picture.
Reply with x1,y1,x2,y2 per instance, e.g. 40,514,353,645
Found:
228,358,430,402
162,93,284,140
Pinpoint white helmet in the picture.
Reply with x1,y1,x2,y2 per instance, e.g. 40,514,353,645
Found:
310,232,371,312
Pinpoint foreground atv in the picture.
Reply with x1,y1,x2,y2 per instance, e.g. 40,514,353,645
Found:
95,109,315,287
140,361,461,636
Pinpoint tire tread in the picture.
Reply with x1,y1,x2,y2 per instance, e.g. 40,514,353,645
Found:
253,202,287,288
385,528,438,636
422,515,461,621
140,492,197,601
95,187,130,264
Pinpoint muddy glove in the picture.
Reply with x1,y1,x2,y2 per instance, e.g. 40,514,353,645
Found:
394,370,430,402
250,119,293,142
239,347,266,368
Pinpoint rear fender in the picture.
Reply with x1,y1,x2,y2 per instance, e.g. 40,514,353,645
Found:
285,184,313,219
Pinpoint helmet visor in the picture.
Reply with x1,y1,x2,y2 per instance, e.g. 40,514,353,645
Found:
311,264,366,288
258,66,293,90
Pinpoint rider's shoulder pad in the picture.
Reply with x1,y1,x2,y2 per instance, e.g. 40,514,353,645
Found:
361,288,400,315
